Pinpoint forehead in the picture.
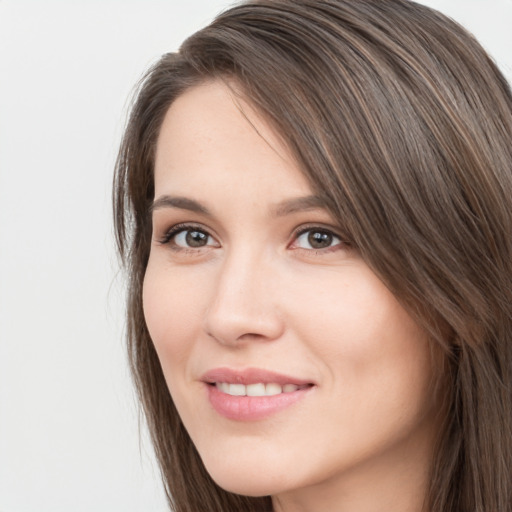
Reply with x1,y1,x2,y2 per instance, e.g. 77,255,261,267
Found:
153,80,312,200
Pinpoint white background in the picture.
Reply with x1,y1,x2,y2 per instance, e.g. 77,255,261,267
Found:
0,1,510,511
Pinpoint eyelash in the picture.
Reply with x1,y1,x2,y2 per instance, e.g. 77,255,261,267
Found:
157,223,214,248
291,226,345,253
157,223,348,254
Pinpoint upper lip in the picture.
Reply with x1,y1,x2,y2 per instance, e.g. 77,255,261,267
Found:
201,367,314,386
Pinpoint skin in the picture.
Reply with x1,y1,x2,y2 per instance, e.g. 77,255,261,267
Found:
143,80,443,512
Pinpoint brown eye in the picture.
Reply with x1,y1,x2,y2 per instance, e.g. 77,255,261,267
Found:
308,231,334,249
169,228,216,248
185,230,209,247
294,228,341,250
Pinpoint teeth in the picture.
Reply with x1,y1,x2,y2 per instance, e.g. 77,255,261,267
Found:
265,383,282,396
229,383,246,396
218,382,229,393
215,382,303,397
246,383,266,396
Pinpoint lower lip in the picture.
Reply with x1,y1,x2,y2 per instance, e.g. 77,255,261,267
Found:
206,384,313,421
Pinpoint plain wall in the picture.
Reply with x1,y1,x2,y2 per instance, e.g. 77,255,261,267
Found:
0,1,510,511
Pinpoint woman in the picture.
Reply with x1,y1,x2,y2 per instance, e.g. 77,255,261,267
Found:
113,0,512,511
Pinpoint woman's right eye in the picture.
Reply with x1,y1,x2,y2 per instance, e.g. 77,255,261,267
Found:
159,225,219,250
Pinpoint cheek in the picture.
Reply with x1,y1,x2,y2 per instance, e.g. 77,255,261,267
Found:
142,262,206,368
284,264,417,353
285,264,434,411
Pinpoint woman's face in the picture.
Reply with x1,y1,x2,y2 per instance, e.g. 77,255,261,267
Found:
143,80,442,506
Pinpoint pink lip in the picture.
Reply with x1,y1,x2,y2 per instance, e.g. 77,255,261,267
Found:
201,367,313,386
201,367,315,421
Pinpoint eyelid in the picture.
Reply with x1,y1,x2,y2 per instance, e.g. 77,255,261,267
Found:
288,224,349,252
157,222,219,248
156,221,351,253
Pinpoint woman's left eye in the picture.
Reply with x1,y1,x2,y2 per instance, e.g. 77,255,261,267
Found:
292,228,342,251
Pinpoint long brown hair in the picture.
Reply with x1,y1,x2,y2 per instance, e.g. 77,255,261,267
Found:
113,1,512,510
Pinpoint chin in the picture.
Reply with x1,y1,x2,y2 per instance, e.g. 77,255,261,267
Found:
203,459,291,497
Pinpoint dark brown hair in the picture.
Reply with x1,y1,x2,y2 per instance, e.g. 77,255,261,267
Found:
113,1,512,510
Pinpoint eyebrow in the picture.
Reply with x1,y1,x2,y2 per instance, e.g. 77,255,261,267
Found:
272,194,328,217
150,194,327,217
150,195,211,215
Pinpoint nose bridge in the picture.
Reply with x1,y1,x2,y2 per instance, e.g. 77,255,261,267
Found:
204,244,283,345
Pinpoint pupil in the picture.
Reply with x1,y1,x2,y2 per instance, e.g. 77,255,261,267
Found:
186,230,208,247
308,231,332,248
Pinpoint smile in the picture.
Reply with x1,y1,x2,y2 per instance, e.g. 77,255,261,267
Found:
214,382,308,397
202,368,315,421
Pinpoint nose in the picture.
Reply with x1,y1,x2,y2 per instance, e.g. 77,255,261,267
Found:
203,249,284,346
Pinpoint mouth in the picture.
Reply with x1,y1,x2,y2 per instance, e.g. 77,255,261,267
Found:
201,368,315,421
212,382,310,397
